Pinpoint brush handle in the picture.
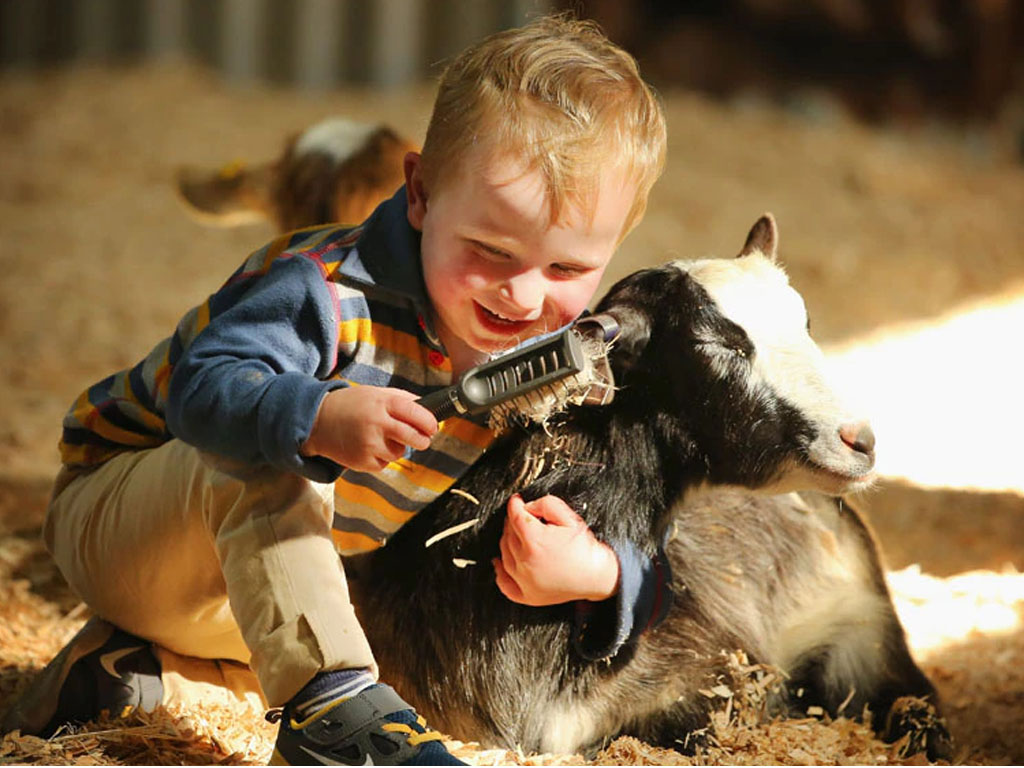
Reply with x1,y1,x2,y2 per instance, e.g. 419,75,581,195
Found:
417,388,462,420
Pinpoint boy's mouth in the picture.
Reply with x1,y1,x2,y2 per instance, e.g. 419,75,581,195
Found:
474,302,535,336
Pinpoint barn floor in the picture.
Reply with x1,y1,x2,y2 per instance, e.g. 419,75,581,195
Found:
1,62,1023,765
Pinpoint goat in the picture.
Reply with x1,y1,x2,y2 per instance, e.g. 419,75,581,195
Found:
344,216,952,761
175,118,413,231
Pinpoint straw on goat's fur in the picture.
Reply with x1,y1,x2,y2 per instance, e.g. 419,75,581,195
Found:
449,488,480,505
424,518,479,548
489,332,616,433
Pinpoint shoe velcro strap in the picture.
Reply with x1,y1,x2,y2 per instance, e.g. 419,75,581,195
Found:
357,684,414,719
304,685,414,747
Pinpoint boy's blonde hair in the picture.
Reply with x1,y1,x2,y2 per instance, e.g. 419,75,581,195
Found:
420,14,666,239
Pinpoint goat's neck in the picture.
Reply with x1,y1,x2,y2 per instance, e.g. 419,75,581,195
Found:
509,399,703,545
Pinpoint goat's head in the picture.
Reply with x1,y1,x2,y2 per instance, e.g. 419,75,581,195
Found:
595,214,875,496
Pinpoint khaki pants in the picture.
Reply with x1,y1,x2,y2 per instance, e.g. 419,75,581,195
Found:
44,439,377,706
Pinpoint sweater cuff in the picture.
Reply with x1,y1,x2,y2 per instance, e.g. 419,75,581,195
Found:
257,373,348,482
571,539,673,661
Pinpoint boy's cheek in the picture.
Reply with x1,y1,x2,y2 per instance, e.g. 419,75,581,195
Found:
553,275,604,321
426,250,487,293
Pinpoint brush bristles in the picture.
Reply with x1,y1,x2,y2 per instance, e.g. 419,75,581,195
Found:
489,334,614,432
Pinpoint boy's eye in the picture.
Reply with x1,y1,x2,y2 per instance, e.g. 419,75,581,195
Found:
474,241,512,260
550,263,590,278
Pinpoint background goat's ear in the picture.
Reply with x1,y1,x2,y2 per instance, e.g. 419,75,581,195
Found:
604,307,652,375
738,213,778,260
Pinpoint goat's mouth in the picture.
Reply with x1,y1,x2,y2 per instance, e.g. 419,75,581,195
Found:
809,459,875,484
800,430,876,490
801,455,876,494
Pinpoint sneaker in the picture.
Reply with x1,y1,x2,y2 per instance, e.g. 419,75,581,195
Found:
268,683,465,766
0,616,163,737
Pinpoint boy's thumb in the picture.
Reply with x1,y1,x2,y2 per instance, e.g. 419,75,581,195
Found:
526,495,581,527
507,493,529,521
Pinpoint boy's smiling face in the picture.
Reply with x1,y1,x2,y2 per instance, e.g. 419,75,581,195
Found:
405,147,637,370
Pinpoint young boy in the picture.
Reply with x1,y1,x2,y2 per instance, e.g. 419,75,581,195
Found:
3,15,667,766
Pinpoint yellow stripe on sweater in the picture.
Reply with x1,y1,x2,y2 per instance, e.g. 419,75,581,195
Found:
120,376,166,434
84,410,165,448
439,417,496,449
331,529,384,554
335,318,444,369
335,317,373,346
153,344,173,403
195,299,210,336
260,233,296,272
60,441,121,467
387,458,465,495
333,476,418,526
66,390,157,448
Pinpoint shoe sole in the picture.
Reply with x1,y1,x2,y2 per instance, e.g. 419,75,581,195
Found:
1,616,116,736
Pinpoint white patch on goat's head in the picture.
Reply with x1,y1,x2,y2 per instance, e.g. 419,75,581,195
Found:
295,118,380,162
675,253,875,495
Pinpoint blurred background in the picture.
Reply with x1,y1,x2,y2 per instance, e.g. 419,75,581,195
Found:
1,0,1024,764
2,0,1023,144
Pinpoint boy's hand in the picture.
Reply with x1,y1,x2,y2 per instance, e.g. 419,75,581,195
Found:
301,387,438,472
494,494,619,606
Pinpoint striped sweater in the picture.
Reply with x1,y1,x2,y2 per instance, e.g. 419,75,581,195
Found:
60,188,495,554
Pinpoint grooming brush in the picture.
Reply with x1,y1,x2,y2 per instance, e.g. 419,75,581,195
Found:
417,315,619,423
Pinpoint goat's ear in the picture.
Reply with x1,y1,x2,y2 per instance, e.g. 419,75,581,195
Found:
603,306,652,375
738,213,778,260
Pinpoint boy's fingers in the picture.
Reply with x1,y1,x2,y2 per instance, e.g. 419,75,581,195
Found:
383,438,409,460
388,394,438,439
507,494,536,526
523,495,582,527
499,522,522,569
493,558,524,603
506,496,538,546
384,421,432,452
355,456,389,473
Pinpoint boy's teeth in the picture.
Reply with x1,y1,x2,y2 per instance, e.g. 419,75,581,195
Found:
488,308,519,323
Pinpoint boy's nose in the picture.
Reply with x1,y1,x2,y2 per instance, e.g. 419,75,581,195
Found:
500,272,545,314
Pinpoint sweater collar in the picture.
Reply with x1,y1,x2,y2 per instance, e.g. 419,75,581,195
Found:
336,187,442,346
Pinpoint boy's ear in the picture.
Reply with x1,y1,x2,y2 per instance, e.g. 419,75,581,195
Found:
404,151,428,231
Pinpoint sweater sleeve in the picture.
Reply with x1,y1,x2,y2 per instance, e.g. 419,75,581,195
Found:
571,538,674,661
166,254,347,482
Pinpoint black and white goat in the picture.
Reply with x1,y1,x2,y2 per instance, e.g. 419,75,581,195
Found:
345,216,951,760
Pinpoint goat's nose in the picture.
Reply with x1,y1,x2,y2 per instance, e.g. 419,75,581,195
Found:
839,421,875,455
